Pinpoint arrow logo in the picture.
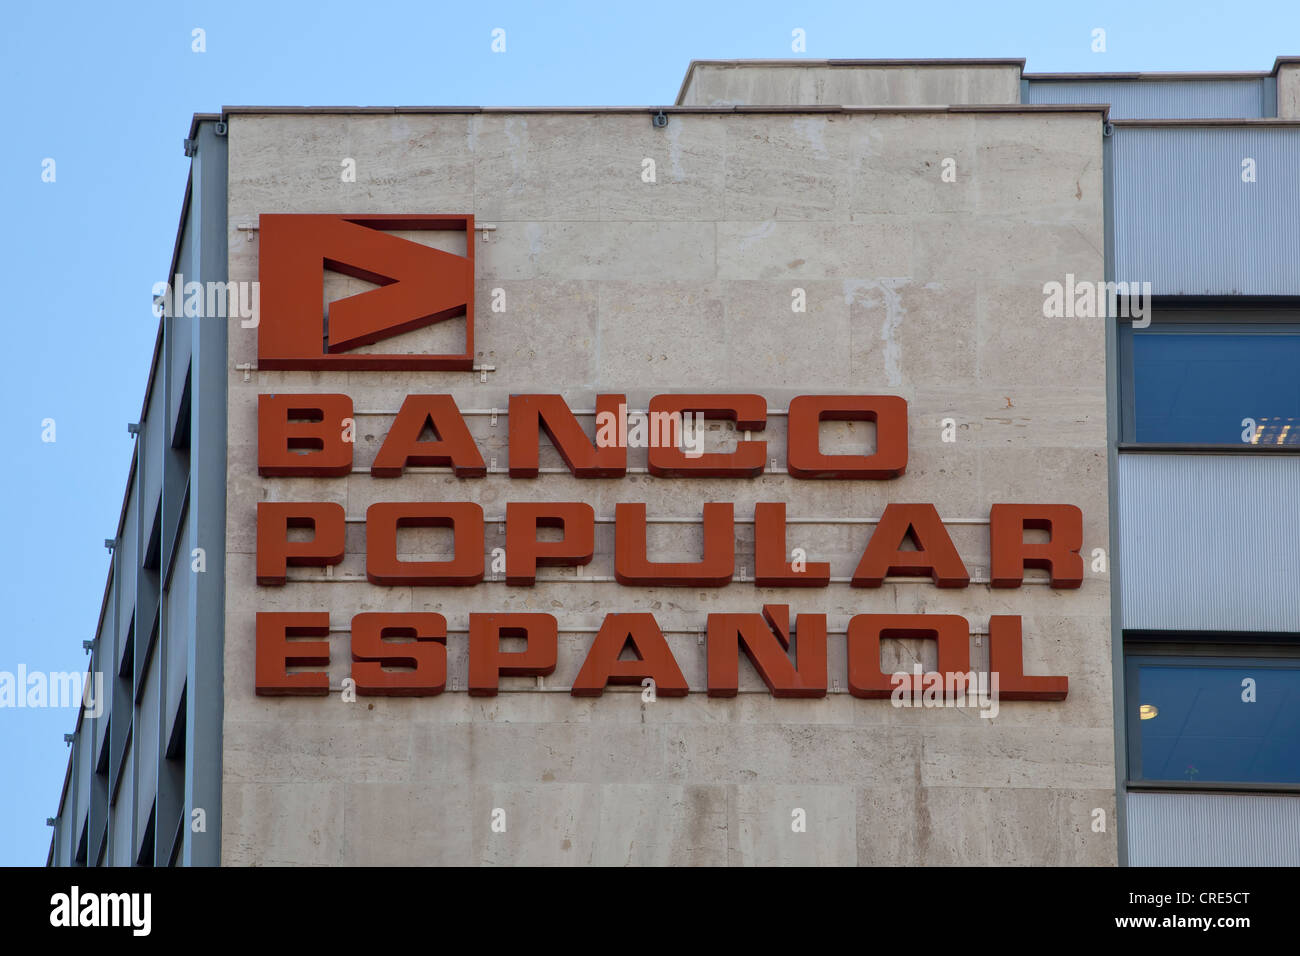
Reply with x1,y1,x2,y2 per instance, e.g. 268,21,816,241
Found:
258,214,474,371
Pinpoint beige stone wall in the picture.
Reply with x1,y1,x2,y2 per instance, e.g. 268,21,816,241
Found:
222,107,1114,865
1277,64,1300,118
677,63,1022,106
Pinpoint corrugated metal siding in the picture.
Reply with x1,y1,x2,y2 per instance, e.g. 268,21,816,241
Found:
1127,790,1300,865
1118,453,1300,632
1112,126,1300,295
1025,78,1267,119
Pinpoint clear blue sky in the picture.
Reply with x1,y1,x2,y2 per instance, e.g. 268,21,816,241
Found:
2,0,1295,866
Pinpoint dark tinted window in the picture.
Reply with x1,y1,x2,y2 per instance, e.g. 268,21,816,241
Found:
1130,330,1300,444
1131,660,1300,784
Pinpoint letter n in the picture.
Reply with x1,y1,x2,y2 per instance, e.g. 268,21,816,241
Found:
508,394,626,477
707,605,826,698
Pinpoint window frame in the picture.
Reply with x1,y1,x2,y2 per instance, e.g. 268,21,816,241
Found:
1117,301,1300,448
1124,637,1300,793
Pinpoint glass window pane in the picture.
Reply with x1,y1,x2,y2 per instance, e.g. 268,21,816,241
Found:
1132,331,1300,444
1134,662,1300,784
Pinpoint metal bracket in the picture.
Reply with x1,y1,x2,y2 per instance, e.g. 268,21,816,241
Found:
235,223,259,242
476,223,498,242
235,362,256,383
474,363,496,383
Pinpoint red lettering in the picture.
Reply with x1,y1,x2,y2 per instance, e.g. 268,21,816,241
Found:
706,605,827,698
571,612,689,697
371,395,485,477
255,501,346,586
852,503,968,587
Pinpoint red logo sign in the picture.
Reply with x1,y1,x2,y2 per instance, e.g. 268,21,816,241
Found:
257,214,474,370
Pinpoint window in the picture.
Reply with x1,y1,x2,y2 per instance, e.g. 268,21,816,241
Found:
1119,308,1300,445
1126,651,1300,786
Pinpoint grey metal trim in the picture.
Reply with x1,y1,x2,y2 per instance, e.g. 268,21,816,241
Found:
156,304,184,864
1119,443,1300,454
219,103,1108,118
1126,637,1300,655
1102,124,1127,867
1138,302,1300,320
689,57,1028,65
182,119,228,866
1111,117,1300,126
1023,71,1272,80
1117,320,1135,443
1127,782,1300,794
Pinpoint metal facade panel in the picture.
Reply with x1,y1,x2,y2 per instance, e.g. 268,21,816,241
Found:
135,661,159,847
1127,790,1300,865
92,587,113,759
1025,78,1266,119
115,489,138,668
140,376,164,528
167,224,194,439
1118,453,1300,632
110,738,133,866
184,119,228,866
164,509,190,740
1112,126,1300,295
74,726,92,850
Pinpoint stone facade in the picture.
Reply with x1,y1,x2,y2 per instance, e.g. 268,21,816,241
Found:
222,101,1113,865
